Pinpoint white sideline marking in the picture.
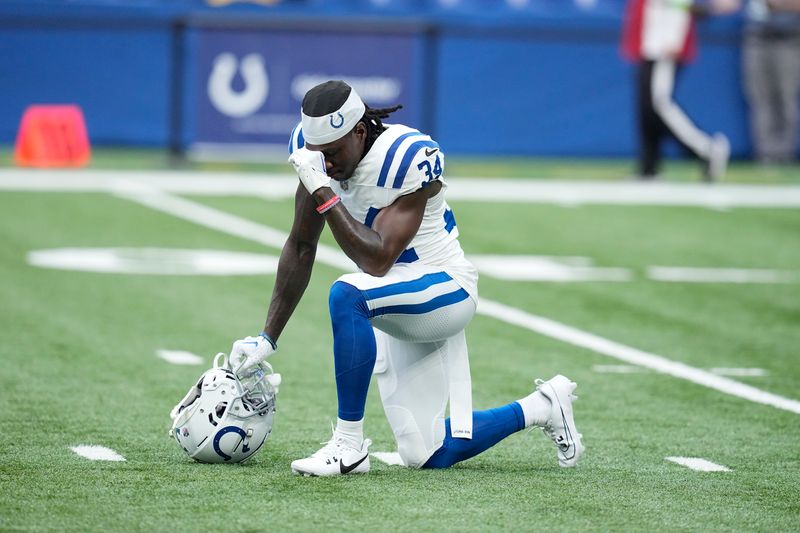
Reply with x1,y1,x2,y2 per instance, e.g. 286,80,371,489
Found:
454,180,800,209
665,457,731,472
648,266,798,284
0,169,299,198
710,367,768,377
592,364,649,374
3,169,800,208
92,183,800,417
27,248,280,276
371,452,406,466
157,350,204,365
71,445,126,462
469,255,632,282
476,299,800,415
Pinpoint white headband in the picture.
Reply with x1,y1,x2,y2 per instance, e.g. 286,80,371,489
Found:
300,87,366,145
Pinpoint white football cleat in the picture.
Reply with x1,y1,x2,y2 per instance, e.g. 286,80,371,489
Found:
291,431,372,477
535,375,584,468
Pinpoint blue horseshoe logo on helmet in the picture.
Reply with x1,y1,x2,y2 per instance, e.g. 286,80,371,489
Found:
213,426,249,461
329,112,344,129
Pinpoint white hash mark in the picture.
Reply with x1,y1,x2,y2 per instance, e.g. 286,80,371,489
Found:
157,350,204,365
665,457,731,472
71,445,126,462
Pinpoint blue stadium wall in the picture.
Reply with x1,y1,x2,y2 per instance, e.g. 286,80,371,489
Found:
0,2,750,158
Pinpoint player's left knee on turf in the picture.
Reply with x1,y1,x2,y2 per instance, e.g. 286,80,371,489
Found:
384,405,440,468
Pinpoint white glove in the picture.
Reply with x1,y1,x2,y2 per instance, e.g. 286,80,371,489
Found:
289,147,330,194
230,333,276,375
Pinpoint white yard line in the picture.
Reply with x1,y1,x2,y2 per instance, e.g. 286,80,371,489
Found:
157,350,205,365
70,445,126,462
710,367,768,377
3,169,800,208
665,457,731,472
594,365,768,377
477,300,800,415
111,183,356,271
110,183,800,417
592,364,649,374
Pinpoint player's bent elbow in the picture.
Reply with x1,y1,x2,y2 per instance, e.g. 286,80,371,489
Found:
359,259,392,278
362,267,390,278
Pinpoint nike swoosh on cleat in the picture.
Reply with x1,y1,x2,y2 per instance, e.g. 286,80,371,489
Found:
558,408,575,458
425,148,438,157
340,453,368,474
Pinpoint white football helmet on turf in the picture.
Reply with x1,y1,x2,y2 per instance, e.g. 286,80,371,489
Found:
169,353,281,463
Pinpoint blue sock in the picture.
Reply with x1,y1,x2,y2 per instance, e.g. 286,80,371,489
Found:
422,402,525,469
329,281,376,421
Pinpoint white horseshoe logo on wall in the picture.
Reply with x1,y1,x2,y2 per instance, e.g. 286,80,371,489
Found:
208,53,269,118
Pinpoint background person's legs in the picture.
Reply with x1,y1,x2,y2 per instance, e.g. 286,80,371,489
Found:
772,34,800,162
744,32,784,163
637,60,665,177
650,59,714,161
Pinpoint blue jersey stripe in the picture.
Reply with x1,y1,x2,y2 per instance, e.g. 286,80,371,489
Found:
443,209,456,233
371,288,470,317
363,271,453,301
377,132,425,187
289,124,300,155
364,207,381,228
392,140,439,189
288,124,298,154
288,124,305,154
395,248,419,264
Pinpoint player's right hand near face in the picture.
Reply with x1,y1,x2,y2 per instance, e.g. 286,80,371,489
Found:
289,147,331,194
230,332,277,375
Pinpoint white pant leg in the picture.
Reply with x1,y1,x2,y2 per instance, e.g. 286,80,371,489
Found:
372,330,447,468
651,59,713,159
334,263,477,467
372,329,472,468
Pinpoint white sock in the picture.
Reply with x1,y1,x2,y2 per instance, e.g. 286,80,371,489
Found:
335,418,364,447
516,391,551,428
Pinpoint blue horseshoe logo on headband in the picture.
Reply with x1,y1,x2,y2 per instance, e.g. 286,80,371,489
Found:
329,112,344,129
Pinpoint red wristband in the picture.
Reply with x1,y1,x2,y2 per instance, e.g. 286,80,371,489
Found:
316,194,341,214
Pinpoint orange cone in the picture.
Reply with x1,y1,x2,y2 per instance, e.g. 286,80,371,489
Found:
14,105,91,167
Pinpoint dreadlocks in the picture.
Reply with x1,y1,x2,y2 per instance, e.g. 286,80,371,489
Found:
360,104,403,156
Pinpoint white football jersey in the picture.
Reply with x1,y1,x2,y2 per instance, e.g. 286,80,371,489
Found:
641,0,692,60
289,122,478,300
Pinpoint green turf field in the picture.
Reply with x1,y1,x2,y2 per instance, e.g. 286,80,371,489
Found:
1,164,799,531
